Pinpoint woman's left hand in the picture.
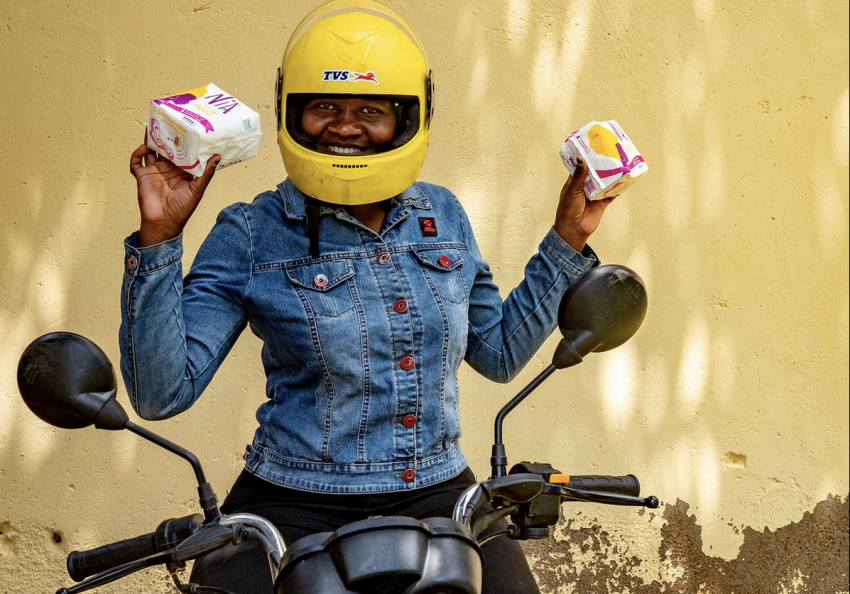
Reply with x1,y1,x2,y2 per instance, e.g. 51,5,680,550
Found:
553,157,614,253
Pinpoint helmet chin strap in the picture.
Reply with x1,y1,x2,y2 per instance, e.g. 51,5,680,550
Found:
305,197,323,258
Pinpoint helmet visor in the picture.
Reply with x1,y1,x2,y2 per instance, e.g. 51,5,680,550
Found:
286,94,421,155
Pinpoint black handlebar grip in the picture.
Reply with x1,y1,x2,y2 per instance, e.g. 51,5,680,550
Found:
67,514,202,582
566,474,640,497
67,532,159,582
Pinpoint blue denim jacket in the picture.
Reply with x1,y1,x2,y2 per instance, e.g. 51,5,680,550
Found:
120,179,597,493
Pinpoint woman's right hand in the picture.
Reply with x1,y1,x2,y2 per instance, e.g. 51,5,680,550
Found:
129,131,220,247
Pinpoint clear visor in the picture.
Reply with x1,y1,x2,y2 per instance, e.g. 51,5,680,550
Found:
286,94,421,155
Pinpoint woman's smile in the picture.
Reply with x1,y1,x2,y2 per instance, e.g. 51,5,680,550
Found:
322,144,369,155
301,97,398,155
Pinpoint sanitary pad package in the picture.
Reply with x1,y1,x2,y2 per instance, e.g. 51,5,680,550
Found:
559,120,647,200
147,83,261,177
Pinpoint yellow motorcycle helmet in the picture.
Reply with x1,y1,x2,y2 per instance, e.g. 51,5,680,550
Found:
276,0,434,205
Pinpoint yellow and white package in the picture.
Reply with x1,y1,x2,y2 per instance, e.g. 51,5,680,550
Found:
559,120,647,200
147,83,261,177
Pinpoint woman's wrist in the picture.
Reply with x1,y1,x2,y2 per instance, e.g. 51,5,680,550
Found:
553,223,589,253
138,224,182,248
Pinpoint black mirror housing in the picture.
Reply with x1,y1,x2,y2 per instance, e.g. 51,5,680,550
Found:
558,264,648,357
17,332,125,430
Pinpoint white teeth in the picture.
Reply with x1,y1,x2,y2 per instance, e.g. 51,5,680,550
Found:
326,145,363,155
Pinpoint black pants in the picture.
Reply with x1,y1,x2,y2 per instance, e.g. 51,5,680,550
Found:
190,468,540,593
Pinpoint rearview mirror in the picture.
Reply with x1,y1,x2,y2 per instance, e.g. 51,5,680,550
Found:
17,332,127,430
492,264,648,476
558,264,647,357
17,332,222,519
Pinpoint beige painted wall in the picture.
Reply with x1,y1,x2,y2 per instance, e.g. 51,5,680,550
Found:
1,0,847,592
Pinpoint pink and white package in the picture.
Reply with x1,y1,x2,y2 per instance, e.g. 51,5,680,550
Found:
559,120,648,200
147,83,261,177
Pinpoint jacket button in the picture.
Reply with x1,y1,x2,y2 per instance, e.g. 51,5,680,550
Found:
400,356,415,371
401,414,417,428
394,299,408,313
125,254,139,271
438,255,451,268
314,274,329,287
402,469,416,482
377,252,391,265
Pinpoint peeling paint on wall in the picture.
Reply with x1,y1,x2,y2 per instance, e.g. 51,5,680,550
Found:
525,495,849,593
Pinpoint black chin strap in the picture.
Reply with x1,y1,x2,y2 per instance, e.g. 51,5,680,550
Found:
305,198,322,258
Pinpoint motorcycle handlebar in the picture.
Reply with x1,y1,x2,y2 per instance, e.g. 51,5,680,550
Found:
552,473,641,497
67,514,203,582
454,471,656,537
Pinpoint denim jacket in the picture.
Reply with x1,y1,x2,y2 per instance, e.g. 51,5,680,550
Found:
120,179,598,493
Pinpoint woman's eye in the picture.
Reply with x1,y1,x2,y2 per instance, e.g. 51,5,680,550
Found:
306,101,335,112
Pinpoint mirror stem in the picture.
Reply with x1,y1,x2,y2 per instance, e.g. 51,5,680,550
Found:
125,421,221,521
552,337,586,369
491,364,557,478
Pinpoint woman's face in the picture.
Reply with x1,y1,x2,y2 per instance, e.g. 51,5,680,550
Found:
301,97,397,156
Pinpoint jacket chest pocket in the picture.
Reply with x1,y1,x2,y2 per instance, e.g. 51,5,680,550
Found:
413,249,468,304
286,260,356,317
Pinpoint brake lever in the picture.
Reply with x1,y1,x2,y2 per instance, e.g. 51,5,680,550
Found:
170,524,238,564
506,477,659,540
557,485,659,508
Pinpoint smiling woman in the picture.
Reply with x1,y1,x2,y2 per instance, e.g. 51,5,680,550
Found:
120,1,615,593
275,1,433,207
300,96,399,156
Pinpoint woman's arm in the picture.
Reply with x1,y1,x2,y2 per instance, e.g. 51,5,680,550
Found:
121,137,250,419
461,162,608,382
119,205,252,420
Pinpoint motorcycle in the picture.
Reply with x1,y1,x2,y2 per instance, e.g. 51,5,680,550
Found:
17,264,657,594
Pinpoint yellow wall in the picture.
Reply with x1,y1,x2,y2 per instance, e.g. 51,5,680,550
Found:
1,1,847,592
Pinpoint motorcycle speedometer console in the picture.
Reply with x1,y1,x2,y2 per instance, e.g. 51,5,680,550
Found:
275,516,482,594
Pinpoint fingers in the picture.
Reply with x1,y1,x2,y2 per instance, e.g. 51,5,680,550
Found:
566,157,588,196
190,155,221,197
130,126,165,177
559,158,588,200
130,143,150,178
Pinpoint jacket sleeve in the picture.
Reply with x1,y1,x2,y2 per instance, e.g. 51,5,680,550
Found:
457,196,599,383
119,205,252,420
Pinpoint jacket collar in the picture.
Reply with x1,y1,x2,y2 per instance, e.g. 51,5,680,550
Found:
277,178,432,221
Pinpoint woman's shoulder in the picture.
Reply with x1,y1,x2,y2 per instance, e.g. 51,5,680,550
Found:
408,181,465,213
411,180,455,199
249,184,289,213
215,184,288,221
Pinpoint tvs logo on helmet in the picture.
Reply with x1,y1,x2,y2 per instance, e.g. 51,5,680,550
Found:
322,70,380,85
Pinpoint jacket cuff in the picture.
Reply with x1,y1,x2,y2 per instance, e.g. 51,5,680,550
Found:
123,232,184,277
540,227,599,276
